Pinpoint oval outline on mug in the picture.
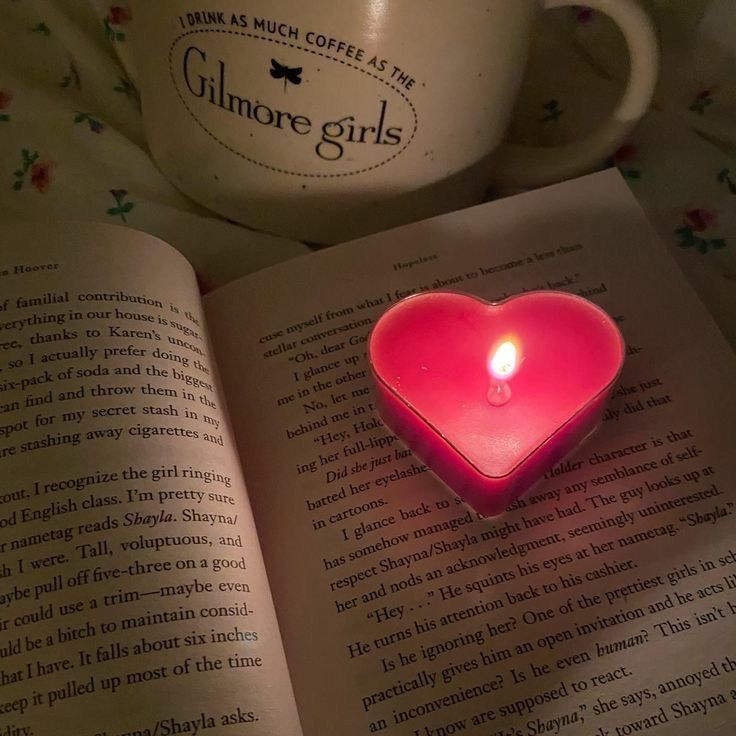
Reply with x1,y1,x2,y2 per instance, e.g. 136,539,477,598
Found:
168,29,419,178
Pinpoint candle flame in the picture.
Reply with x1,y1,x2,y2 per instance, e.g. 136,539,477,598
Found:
489,341,517,380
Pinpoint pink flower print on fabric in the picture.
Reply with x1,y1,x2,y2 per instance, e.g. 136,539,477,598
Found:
105,6,132,42
676,209,727,253
689,89,714,115
0,89,12,121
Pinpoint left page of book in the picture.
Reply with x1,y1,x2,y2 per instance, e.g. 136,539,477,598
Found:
0,223,302,736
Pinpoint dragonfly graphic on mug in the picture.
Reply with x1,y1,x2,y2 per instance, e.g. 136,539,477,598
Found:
270,59,302,91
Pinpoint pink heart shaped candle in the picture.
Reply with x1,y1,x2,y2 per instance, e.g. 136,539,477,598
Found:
369,291,625,517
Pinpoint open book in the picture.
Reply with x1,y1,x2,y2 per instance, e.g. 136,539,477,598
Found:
1,170,735,736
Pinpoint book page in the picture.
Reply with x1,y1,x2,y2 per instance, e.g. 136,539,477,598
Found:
205,171,736,736
0,224,301,736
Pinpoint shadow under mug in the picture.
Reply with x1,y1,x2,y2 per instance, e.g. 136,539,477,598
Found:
133,0,658,244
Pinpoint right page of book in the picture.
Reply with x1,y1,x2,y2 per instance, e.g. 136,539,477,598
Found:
205,170,736,736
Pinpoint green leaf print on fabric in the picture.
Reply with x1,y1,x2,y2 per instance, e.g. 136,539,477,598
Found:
107,189,135,223
74,111,105,133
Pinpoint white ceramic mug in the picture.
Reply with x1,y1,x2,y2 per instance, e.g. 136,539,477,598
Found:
132,1,658,243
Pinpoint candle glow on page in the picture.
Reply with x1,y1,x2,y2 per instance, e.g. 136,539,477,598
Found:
368,291,625,517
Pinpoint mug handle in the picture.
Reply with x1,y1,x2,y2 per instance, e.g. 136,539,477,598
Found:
493,0,658,188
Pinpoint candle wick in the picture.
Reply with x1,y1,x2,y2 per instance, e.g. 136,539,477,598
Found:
487,380,511,407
